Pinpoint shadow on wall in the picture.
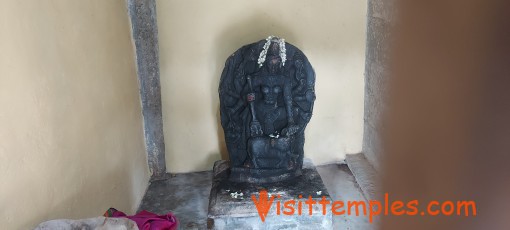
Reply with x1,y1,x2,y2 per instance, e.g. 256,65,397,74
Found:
210,14,299,162
25,161,138,229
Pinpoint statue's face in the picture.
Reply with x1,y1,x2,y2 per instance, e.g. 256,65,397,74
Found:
267,56,281,74
261,85,282,105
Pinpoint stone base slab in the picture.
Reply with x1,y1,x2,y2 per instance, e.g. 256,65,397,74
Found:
207,159,332,229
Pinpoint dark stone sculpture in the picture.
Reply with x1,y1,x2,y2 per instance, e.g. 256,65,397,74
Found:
219,36,315,183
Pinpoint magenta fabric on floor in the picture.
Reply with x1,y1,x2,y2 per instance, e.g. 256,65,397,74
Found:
110,209,178,230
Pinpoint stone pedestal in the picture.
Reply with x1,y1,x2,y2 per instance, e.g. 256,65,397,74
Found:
207,159,332,229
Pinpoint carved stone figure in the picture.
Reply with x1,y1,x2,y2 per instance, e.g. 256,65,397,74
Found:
219,36,315,183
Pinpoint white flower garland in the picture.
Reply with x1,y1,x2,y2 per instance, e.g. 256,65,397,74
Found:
258,35,287,68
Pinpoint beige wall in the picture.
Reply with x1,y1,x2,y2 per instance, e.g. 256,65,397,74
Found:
0,1,149,229
157,0,367,172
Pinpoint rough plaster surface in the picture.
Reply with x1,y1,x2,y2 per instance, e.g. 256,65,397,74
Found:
156,0,368,173
363,0,393,171
139,164,372,230
0,1,149,229
127,0,167,178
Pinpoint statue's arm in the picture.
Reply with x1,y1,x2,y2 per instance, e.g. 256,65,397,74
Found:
247,75,263,137
284,82,294,125
283,81,303,136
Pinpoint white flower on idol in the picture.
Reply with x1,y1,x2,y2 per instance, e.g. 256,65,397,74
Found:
257,35,287,68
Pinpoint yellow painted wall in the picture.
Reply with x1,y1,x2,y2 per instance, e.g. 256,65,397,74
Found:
157,0,367,172
0,1,149,229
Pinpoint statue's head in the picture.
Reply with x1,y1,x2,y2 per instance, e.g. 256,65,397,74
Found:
260,76,282,105
266,42,282,74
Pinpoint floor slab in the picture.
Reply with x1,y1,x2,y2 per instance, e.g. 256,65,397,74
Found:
207,159,332,229
138,171,213,229
316,164,373,230
139,164,374,230
345,153,380,201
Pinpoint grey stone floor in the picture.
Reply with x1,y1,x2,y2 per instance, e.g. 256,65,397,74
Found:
138,164,373,230
316,164,373,230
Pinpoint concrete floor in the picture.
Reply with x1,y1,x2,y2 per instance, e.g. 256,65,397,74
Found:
316,164,373,230
138,164,373,230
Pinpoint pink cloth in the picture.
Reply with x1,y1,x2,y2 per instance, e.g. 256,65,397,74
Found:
110,209,178,230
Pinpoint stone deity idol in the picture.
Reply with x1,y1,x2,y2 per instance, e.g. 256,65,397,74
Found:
219,36,315,183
